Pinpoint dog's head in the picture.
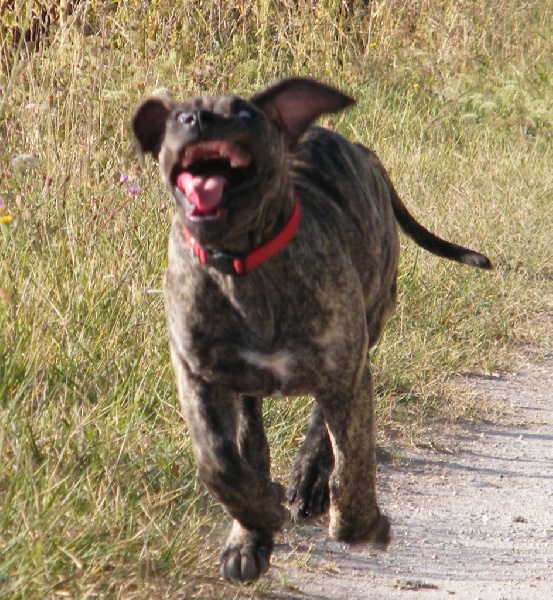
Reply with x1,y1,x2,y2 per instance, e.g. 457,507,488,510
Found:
133,78,354,247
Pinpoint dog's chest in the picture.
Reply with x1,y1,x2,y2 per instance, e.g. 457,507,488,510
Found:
168,293,296,394
165,252,290,390
164,240,349,395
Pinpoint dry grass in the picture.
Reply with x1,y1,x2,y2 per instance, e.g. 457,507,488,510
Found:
1,0,552,597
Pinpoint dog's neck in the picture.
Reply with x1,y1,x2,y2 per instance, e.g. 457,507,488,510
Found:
251,181,297,250
182,186,300,275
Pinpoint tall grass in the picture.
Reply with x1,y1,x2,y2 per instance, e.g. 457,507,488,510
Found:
1,1,551,597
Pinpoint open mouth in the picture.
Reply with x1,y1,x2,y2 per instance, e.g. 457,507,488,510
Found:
173,140,254,222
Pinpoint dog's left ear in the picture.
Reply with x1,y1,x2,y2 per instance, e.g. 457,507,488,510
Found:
251,78,355,146
132,96,177,162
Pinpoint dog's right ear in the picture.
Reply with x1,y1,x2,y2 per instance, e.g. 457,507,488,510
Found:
132,97,177,162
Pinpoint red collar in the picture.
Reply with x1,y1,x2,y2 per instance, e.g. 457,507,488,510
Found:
182,191,301,275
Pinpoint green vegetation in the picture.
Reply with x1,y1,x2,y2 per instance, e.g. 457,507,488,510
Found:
1,1,551,597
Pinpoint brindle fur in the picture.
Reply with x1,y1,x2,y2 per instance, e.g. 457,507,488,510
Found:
132,78,491,583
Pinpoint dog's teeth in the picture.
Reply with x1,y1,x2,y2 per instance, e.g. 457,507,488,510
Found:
181,148,192,167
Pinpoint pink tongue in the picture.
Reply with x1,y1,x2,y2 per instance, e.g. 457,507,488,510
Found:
176,172,225,211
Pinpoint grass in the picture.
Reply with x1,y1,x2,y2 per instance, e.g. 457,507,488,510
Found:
1,0,552,597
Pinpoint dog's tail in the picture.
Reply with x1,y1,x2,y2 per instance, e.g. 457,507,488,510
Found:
390,190,492,269
358,145,492,270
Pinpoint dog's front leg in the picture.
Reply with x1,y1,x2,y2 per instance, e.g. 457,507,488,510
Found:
317,364,391,546
174,367,286,581
217,395,279,581
237,396,270,478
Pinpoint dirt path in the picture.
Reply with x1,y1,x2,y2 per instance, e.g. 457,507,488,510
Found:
265,355,553,599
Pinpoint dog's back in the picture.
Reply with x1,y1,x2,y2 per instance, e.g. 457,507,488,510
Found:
289,127,401,345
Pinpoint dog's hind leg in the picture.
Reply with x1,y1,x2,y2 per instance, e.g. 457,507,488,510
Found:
174,368,286,581
287,403,333,519
317,363,391,546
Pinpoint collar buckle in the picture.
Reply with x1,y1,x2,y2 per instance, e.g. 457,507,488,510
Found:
207,250,246,275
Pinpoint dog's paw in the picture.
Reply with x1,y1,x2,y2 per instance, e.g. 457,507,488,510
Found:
370,512,392,548
329,507,391,548
287,452,332,520
220,521,274,582
220,536,273,582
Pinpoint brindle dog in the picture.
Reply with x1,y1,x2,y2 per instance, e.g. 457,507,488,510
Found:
132,78,491,583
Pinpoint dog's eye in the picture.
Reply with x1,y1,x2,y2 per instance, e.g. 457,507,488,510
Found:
237,109,252,120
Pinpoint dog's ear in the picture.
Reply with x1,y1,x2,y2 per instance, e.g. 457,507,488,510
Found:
132,96,177,162
250,78,355,146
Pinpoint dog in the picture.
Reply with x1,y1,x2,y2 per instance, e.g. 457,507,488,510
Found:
132,78,491,582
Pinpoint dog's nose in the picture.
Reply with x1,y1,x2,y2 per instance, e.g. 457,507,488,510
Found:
178,110,214,133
